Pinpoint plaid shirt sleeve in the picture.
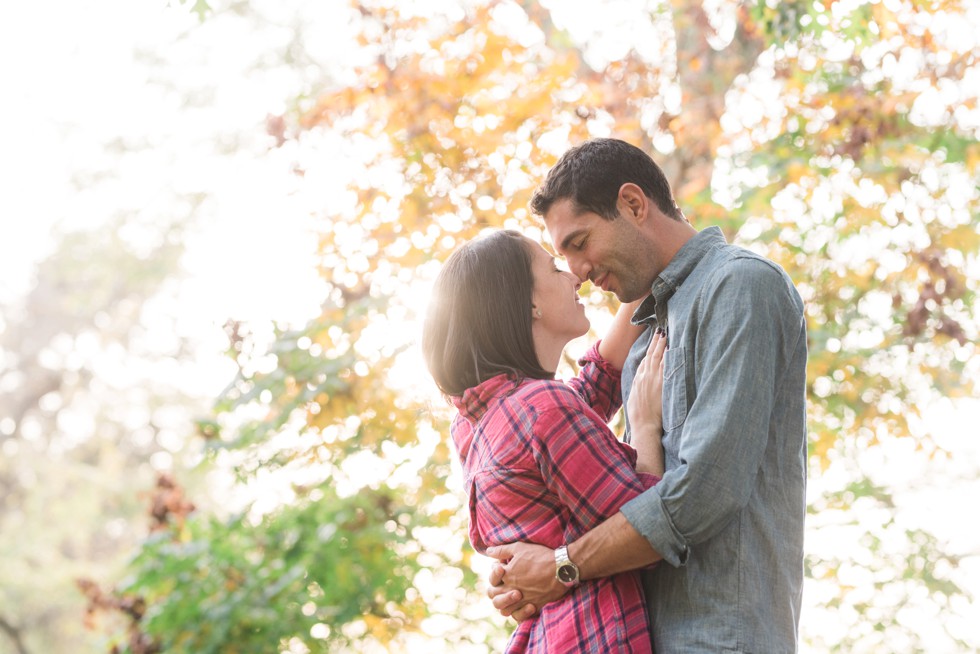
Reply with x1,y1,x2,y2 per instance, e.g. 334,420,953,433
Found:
531,388,659,534
564,341,623,423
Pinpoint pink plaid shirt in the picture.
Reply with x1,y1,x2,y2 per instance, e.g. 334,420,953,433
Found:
450,343,659,653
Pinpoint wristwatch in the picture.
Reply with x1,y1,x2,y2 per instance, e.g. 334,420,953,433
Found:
554,545,580,588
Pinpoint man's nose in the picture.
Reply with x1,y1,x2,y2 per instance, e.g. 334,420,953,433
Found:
569,258,591,283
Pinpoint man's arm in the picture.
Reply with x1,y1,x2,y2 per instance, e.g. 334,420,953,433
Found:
571,512,662,578
486,513,661,618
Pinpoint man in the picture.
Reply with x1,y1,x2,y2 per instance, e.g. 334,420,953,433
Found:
486,138,808,653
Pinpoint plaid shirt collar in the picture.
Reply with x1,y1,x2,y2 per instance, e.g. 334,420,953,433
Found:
450,374,520,423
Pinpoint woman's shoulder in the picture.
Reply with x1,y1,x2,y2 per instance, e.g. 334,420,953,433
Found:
508,377,589,412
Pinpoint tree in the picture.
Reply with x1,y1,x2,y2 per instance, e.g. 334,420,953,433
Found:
91,0,979,651
0,218,202,654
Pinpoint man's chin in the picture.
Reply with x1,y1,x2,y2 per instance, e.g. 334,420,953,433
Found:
615,275,656,301
614,288,639,303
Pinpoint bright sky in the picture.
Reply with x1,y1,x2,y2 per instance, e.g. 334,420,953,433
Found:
2,0,978,650
0,1,334,321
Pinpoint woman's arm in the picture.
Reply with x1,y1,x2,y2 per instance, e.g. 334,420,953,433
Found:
565,297,649,424
597,298,647,371
565,297,648,421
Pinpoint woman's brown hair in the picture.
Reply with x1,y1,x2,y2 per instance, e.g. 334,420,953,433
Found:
422,230,552,397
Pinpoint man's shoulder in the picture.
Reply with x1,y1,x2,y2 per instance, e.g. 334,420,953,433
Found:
708,241,784,272
686,245,803,316
700,244,795,287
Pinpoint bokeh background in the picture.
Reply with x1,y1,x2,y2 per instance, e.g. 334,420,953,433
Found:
1,0,978,652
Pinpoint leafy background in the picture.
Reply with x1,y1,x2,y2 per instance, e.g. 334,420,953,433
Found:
1,0,977,652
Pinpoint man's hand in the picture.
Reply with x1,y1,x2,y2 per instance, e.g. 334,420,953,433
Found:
484,542,569,622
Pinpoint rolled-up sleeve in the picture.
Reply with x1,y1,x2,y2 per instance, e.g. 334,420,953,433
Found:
621,258,804,566
565,341,623,422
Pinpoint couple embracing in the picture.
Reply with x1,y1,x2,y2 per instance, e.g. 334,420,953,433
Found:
423,138,808,653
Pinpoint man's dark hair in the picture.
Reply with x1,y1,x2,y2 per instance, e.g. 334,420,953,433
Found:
422,230,552,397
530,138,681,221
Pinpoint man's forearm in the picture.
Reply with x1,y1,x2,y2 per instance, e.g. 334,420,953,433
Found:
567,511,662,580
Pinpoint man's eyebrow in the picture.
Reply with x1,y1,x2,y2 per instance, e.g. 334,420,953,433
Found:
558,229,586,253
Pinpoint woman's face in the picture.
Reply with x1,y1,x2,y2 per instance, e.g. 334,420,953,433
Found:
527,239,591,347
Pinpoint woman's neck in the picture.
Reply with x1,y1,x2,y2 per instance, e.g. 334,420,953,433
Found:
532,333,565,376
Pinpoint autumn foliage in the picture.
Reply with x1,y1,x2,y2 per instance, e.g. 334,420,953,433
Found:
85,1,978,652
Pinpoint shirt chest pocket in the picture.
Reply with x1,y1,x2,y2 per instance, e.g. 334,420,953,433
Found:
662,346,688,432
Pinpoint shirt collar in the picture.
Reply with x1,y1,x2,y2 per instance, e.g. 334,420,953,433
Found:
632,226,726,325
450,373,520,423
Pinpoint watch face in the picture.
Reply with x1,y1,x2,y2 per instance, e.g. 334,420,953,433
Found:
557,564,577,583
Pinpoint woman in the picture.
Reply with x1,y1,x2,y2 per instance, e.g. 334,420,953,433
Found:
422,229,666,653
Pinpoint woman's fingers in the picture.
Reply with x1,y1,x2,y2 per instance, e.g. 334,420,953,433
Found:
652,330,667,361
647,330,662,353
641,330,666,369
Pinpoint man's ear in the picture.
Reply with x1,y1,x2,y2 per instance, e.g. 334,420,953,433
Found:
618,183,648,224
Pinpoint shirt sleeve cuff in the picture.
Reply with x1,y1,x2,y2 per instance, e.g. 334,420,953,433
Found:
578,340,622,377
621,489,690,568
636,472,661,490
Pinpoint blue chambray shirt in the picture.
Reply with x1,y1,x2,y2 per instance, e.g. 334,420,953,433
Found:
620,227,807,654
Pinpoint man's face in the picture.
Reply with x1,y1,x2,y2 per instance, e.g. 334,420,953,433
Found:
543,198,653,302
